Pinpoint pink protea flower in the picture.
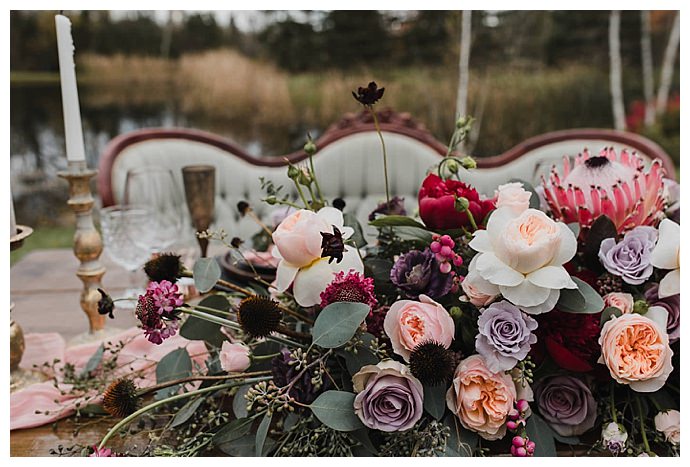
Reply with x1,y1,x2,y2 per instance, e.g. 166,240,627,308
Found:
541,147,666,234
319,271,378,310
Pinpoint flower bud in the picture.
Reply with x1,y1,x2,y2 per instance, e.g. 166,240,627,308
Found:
454,196,470,212
459,156,477,170
287,164,300,180
633,299,649,315
304,138,317,156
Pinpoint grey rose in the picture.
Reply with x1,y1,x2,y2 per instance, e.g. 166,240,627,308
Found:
598,226,658,285
534,375,598,436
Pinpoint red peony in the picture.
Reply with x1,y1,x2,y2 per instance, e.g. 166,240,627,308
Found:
535,310,602,372
418,174,495,230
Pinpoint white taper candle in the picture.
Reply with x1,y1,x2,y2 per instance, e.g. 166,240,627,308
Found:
55,14,86,162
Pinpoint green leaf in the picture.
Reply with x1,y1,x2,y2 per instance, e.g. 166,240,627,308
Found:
350,428,377,455
525,414,557,457
552,433,581,445
213,417,255,446
557,277,604,314
155,347,192,400
648,389,678,411
583,215,617,272
232,384,251,419
443,413,476,457
567,222,581,238
311,302,371,348
170,397,204,428
309,390,365,432
344,212,368,248
508,179,541,209
193,257,221,293
79,343,104,377
423,383,447,420
600,306,623,326
255,412,272,456
392,226,434,244
337,332,379,375
369,215,427,229
179,295,229,348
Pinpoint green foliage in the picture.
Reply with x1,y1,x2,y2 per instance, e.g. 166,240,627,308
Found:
423,383,447,421
557,277,605,314
79,344,104,378
600,306,623,326
309,391,364,432
193,257,221,293
525,413,557,457
179,295,229,348
155,347,193,399
311,302,371,349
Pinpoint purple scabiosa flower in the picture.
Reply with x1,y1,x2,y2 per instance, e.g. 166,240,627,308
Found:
368,196,407,221
135,281,183,345
320,271,378,310
475,300,538,373
645,283,680,343
534,375,597,437
147,280,184,313
598,226,658,285
390,249,453,300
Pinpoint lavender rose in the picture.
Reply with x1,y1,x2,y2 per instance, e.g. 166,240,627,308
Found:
475,301,538,372
390,248,453,299
598,226,658,285
645,283,680,343
352,360,423,432
534,375,597,436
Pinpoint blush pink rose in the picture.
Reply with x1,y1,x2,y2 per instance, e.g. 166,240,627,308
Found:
602,292,634,314
446,354,517,440
495,182,532,214
598,309,673,392
383,295,455,361
461,261,499,307
219,341,251,372
272,209,327,267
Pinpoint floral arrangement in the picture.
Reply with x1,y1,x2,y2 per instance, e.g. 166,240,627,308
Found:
91,82,680,457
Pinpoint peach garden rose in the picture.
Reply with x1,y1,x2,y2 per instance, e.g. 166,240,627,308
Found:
598,308,673,392
446,354,517,440
272,207,363,307
383,295,455,361
468,206,577,314
602,292,634,314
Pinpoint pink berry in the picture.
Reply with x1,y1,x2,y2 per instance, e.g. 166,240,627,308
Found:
452,255,464,266
439,262,452,274
512,436,526,448
508,408,520,420
513,447,528,457
506,420,518,431
440,245,452,257
516,399,530,413
440,235,454,247
526,441,536,453
430,241,441,253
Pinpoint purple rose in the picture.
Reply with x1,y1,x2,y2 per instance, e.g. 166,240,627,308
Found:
534,375,597,437
353,360,423,432
390,249,453,300
598,226,658,285
475,300,538,372
645,283,680,343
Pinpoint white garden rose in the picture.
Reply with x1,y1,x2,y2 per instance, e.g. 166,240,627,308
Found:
650,218,680,298
495,182,532,214
468,206,577,314
272,207,363,307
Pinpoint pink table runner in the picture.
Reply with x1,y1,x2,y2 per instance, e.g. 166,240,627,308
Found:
11,327,208,431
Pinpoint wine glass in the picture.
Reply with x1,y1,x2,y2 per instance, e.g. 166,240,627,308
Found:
123,167,185,253
100,205,155,308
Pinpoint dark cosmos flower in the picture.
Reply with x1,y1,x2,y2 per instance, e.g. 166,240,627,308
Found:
97,289,115,319
352,82,385,106
320,226,345,264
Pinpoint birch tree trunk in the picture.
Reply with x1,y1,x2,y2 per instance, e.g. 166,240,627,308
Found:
656,11,680,115
640,10,656,126
456,10,472,152
609,11,626,131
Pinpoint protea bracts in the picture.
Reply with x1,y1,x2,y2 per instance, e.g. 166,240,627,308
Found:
541,147,666,235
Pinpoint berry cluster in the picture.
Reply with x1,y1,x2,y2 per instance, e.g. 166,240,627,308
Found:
430,234,463,274
507,399,536,457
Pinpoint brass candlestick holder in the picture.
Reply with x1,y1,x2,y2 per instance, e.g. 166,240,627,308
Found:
11,225,48,392
182,165,216,258
58,161,115,344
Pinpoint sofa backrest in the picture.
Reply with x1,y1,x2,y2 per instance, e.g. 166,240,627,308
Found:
99,110,675,243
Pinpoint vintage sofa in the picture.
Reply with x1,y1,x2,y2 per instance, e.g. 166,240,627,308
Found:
98,109,675,243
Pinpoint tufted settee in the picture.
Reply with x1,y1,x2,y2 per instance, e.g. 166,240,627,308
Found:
98,110,675,243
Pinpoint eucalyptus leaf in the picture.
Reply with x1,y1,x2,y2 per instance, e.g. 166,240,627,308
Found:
216,434,256,457
232,384,251,419
80,343,104,377
369,215,427,229
557,277,604,314
583,215,617,272
392,226,434,244
552,433,581,445
309,390,365,432
213,417,255,446
337,332,379,375
170,397,204,428
155,347,192,400
312,302,371,349
179,295,229,348
350,428,377,455
600,306,623,326
344,212,368,248
525,414,557,457
255,412,272,456
193,257,222,293
423,383,447,420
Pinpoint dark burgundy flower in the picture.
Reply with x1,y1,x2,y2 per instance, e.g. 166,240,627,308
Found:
320,226,345,264
535,310,602,372
368,196,407,221
365,305,389,340
97,289,115,319
390,248,453,300
271,349,330,405
418,174,494,231
352,81,385,106
645,283,680,343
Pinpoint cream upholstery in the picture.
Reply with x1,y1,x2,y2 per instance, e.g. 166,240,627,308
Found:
108,131,665,244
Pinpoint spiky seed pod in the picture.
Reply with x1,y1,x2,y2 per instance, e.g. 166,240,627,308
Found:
102,378,139,418
237,296,281,338
409,341,457,386
143,253,182,283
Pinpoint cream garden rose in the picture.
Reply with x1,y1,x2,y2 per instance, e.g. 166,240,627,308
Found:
468,206,577,314
446,354,517,440
598,308,673,392
650,218,680,298
495,182,532,214
383,295,455,361
272,207,363,307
